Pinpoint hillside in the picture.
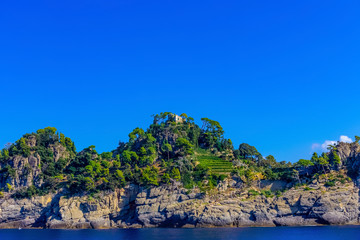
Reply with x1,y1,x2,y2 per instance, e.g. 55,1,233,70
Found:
0,112,360,228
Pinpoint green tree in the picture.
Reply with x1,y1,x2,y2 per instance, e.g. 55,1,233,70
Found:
176,138,194,156
310,152,319,164
3,149,9,160
114,169,126,187
295,159,314,168
171,168,181,181
64,137,76,152
60,133,65,146
128,127,145,144
261,155,277,168
162,173,171,184
121,150,139,165
161,141,173,160
313,153,329,178
200,118,224,148
238,143,261,162
141,166,159,186
295,159,314,177
332,151,341,166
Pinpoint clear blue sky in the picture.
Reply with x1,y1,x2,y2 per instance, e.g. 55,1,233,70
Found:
1,0,360,162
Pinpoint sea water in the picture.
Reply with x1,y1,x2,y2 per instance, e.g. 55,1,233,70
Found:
0,226,360,240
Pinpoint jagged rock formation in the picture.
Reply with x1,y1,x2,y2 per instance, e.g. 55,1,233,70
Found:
0,130,74,191
336,142,360,180
0,178,359,229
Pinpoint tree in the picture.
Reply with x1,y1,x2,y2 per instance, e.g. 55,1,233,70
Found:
261,155,277,168
18,137,30,157
176,138,194,156
141,166,159,186
292,169,301,183
60,133,65,146
295,159,314,168
355,136,360,144
121,150,139,165
200,118,224,148
171,168,181,181
295,159,313,177
152,112,173,125
1,145,12,162
6,183,13,192
313,153,329,179
332,151,341,166
128,127,145,144
310,152,319,164
161,141,172,160
180,113,188,119
326,143,337,151
114,170,126,187
162,173,171,184
84,177,95,191
65,137,76,152
238,143,261,162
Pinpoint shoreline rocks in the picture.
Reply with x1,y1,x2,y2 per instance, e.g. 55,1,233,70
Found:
0,180,359,229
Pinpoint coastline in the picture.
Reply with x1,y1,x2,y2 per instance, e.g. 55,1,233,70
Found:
1,178,359,229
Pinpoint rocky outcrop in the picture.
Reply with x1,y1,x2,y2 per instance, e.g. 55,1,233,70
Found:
1,142,360,229
0,179,359,229
336,142,360,180
0,137,70,190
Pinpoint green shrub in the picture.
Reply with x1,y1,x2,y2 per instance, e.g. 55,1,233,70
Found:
261,190,273,198
325,181,336,187
275,190,282,197
248,189,260,196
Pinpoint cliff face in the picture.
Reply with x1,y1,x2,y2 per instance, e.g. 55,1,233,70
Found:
0,136,71,190
0,179,359,229
1,142,360,229
336,142,360,180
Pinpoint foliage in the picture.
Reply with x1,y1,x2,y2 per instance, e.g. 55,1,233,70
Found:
199,118,224,149
324,181,336,187
295,159,314,168
1,112,357,199
176,138,194,156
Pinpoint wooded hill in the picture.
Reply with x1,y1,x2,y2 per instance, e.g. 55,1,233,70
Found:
0,112,358,199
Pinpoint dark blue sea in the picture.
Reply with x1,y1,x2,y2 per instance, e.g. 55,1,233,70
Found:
1,226,360,240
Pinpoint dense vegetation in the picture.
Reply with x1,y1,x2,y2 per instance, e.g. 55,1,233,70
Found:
0,112,357,199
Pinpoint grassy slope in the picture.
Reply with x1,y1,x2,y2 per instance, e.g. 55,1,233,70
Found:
195,149,233,175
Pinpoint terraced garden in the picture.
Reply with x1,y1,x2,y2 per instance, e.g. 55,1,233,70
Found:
196,155,233,175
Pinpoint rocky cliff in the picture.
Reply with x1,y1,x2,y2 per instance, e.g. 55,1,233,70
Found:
1,135,360,229
0,177,359,229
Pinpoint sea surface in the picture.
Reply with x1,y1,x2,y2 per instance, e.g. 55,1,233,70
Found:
0,226,360,240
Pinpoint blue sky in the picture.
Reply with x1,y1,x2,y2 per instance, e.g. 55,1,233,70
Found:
1,0,360,162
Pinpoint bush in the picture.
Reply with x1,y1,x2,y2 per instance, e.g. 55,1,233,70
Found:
182,172,194,189
248,189,260,196
275,190,282,197
261,190,273,198
325,181,336,187
140,166,159,186
12,185,39,199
